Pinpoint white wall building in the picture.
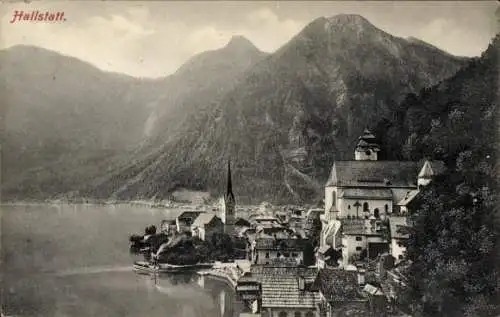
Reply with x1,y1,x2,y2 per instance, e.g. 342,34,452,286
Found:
320,129,445,264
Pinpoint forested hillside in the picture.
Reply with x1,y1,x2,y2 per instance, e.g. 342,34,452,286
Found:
398,34,499,317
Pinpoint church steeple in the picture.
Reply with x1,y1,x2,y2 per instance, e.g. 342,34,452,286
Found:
222,160,235,234
226,160,234,200
354,128,380,161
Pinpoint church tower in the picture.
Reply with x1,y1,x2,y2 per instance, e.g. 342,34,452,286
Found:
221,160,236,234
354,128,380,161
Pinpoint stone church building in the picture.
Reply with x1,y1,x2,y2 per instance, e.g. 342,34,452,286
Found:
320,129,445,265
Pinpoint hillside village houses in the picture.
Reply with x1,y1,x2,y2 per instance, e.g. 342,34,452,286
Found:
320,129,445,266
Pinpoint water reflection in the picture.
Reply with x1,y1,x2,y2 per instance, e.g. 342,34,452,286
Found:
2,204,242,317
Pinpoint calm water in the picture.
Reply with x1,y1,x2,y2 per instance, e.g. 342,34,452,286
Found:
1,204,242,317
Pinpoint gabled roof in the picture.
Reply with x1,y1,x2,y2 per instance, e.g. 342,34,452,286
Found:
248,266,320,309
326,161,419,187
397,190,420,206
389,217,410,240
342,219,386,236
339,188,393,200
254,238,305,251
191,213,221,227
177,211,204,220
311,268,364,302
363,284,384,296
417,159,446,178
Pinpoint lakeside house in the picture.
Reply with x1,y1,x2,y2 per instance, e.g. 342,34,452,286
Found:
251,237,306,265
176,211,205,233
191,213,224,241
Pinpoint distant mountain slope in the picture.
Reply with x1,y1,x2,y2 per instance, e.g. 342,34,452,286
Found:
84,14,469,204
1,37,267,200
377,33,498,167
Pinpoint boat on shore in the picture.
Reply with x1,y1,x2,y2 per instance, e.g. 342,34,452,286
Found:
133,261,214,274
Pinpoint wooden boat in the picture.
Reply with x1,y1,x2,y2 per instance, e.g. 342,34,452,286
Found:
133,261,214,274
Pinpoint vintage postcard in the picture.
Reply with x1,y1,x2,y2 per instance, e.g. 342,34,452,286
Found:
0,1,498,317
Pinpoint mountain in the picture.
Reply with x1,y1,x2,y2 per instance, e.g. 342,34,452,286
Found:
1,37,267,200
81,14,470,204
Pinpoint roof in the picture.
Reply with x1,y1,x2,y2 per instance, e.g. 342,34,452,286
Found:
363,284,384,296
397,190,420,206
339,188,393,200
192,213,220,227
389,217,410,240
318,245,332,254
417,160,446,178
235,218,251,226
326,160,446,188
418,160,434,178
326,161,419,187
248,266,320,309
254,238,306,251
177,211,204,220
342,219,386,236
310,268,364,302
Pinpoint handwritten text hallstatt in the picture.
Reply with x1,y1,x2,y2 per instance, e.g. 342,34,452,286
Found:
10,10,66,23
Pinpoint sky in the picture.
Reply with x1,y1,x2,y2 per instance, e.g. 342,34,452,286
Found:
0,1,498,78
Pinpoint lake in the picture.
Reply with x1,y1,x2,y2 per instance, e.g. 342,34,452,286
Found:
1,204,243,317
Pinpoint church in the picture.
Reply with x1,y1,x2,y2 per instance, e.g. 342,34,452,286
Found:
320,129,445,265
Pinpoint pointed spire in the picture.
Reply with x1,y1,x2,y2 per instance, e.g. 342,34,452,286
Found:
226,160,234,198
418,160,434,178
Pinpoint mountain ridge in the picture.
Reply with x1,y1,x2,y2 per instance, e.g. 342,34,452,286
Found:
73,14,470,204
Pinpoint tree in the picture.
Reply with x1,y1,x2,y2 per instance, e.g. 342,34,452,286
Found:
404,171,499,317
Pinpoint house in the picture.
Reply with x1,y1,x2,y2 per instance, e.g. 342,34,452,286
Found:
287,215,304,233
341,218,389,266
235,218,252,231
362,284,388,317
237,265,320,317
160,219,177,235
394,190,420,215
176,211,204,233
251,237,305,265
311,268,370,317
190,213,224,241
316,245,341,269
389,217,410,261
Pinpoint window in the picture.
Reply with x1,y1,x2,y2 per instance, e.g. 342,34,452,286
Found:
284,252,290,257
363,202,369,211
292,252,298,257
294,312,302,317
385,204,389,213
279,312,288,317
332,191,336,207
356,236,362,241
356,247,363,251
348,205,351,210
265,252,270,258
277,252,281,258
374,208,380,218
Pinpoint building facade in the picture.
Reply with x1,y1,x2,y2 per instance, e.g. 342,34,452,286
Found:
191,213,224,241
320,129,444,265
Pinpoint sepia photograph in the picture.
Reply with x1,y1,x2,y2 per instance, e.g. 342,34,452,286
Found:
0,1,499,316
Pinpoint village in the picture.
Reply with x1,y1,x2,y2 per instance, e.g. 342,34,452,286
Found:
129,129,446,317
